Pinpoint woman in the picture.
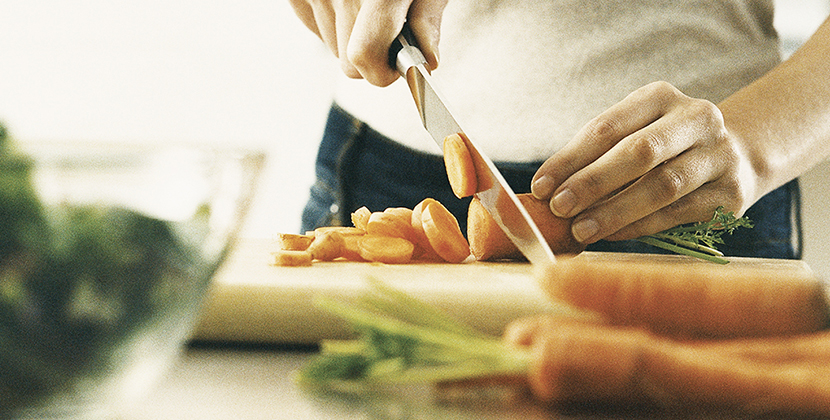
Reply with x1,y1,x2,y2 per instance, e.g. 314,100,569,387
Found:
288,1,830,412
290,0,829,260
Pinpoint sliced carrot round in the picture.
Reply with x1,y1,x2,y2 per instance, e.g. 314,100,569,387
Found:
366,211,417,242
410,198,442,260
272,250,313,266
443,133,477,198
421,201,471,263
358,236,415,264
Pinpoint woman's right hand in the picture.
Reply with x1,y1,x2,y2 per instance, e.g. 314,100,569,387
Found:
288,0,448,87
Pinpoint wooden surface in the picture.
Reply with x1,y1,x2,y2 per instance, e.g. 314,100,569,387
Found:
191,239,814,344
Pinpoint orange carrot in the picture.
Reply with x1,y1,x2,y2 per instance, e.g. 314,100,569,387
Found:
443,133,478,198
467,193,584,261
271,250,313,266
358,235,415,264
535,257,830,339
421,201,471,263
505,315,830,415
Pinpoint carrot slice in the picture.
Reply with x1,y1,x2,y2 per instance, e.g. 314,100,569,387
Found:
409,198,442,260
443,133,478,198
272,250,313,266
307,230,345,261
340,234,367,261
351,206,371,230
314,226,365,237
384,206,414,221
421,201,470,263
276,233,314,251
358,236,415,264
467,193,584,261
366,211,417,242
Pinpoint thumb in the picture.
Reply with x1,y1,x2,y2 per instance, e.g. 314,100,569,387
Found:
534,257,829,339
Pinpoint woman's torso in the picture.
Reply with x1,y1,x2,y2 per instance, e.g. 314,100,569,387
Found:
334,0,780,161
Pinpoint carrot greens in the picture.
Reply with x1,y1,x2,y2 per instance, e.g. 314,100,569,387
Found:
636,206,754,264
295,278,531,388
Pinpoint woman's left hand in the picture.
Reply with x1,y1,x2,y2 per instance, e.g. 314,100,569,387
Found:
530,81,759,244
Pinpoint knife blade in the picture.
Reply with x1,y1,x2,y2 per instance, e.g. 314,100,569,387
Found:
389,25,556,265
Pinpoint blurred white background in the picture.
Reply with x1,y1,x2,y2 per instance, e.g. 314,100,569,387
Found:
1,1,828,275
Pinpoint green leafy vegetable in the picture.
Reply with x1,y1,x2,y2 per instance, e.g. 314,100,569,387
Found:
296,278,532,388
636,206,754,264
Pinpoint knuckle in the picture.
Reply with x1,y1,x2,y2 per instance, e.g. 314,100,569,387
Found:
649,165,687,203
642,81,682,103
689,99,725,128
626,132,664,167
584,117,619,143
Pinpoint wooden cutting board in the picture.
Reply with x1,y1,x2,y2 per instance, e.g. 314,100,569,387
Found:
191,238,814,345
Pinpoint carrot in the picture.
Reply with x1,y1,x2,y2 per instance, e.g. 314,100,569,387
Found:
275,233,314,251
307,230,345,261
534,257,830,339
366,211,417,242
358,235,415,264
271,250,313,266
421,201,471,263
505,315,830,415
351,206,372,230
467,193,584,261
443,133,478,198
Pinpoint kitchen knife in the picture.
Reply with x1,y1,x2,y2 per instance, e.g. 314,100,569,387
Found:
389,24,556,265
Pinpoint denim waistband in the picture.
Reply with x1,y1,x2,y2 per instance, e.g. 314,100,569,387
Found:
301,103,801,259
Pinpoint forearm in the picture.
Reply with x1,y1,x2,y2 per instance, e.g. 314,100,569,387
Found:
719,16,830,200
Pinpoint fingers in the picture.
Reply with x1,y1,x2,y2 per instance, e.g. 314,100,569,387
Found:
289,0,446,87
346,0,410,85
508,316,830,415
534,258,829,339
532,82,748,243
532,81,686,202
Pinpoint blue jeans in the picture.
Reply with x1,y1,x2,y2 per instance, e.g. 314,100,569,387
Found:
301,104,801,259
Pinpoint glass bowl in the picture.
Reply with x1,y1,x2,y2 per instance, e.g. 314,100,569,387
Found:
0,137,264,419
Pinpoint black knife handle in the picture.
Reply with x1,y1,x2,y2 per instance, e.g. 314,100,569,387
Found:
388,22,427,75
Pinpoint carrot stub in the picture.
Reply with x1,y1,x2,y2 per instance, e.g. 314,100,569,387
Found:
443,133,478,198
421,201,471,263
467,193,584,261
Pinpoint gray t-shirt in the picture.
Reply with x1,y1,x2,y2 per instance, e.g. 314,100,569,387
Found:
334,0,781,162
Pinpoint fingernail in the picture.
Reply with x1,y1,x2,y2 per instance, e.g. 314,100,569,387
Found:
572,219,599,243
551,189,576,216
531,176,555,199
